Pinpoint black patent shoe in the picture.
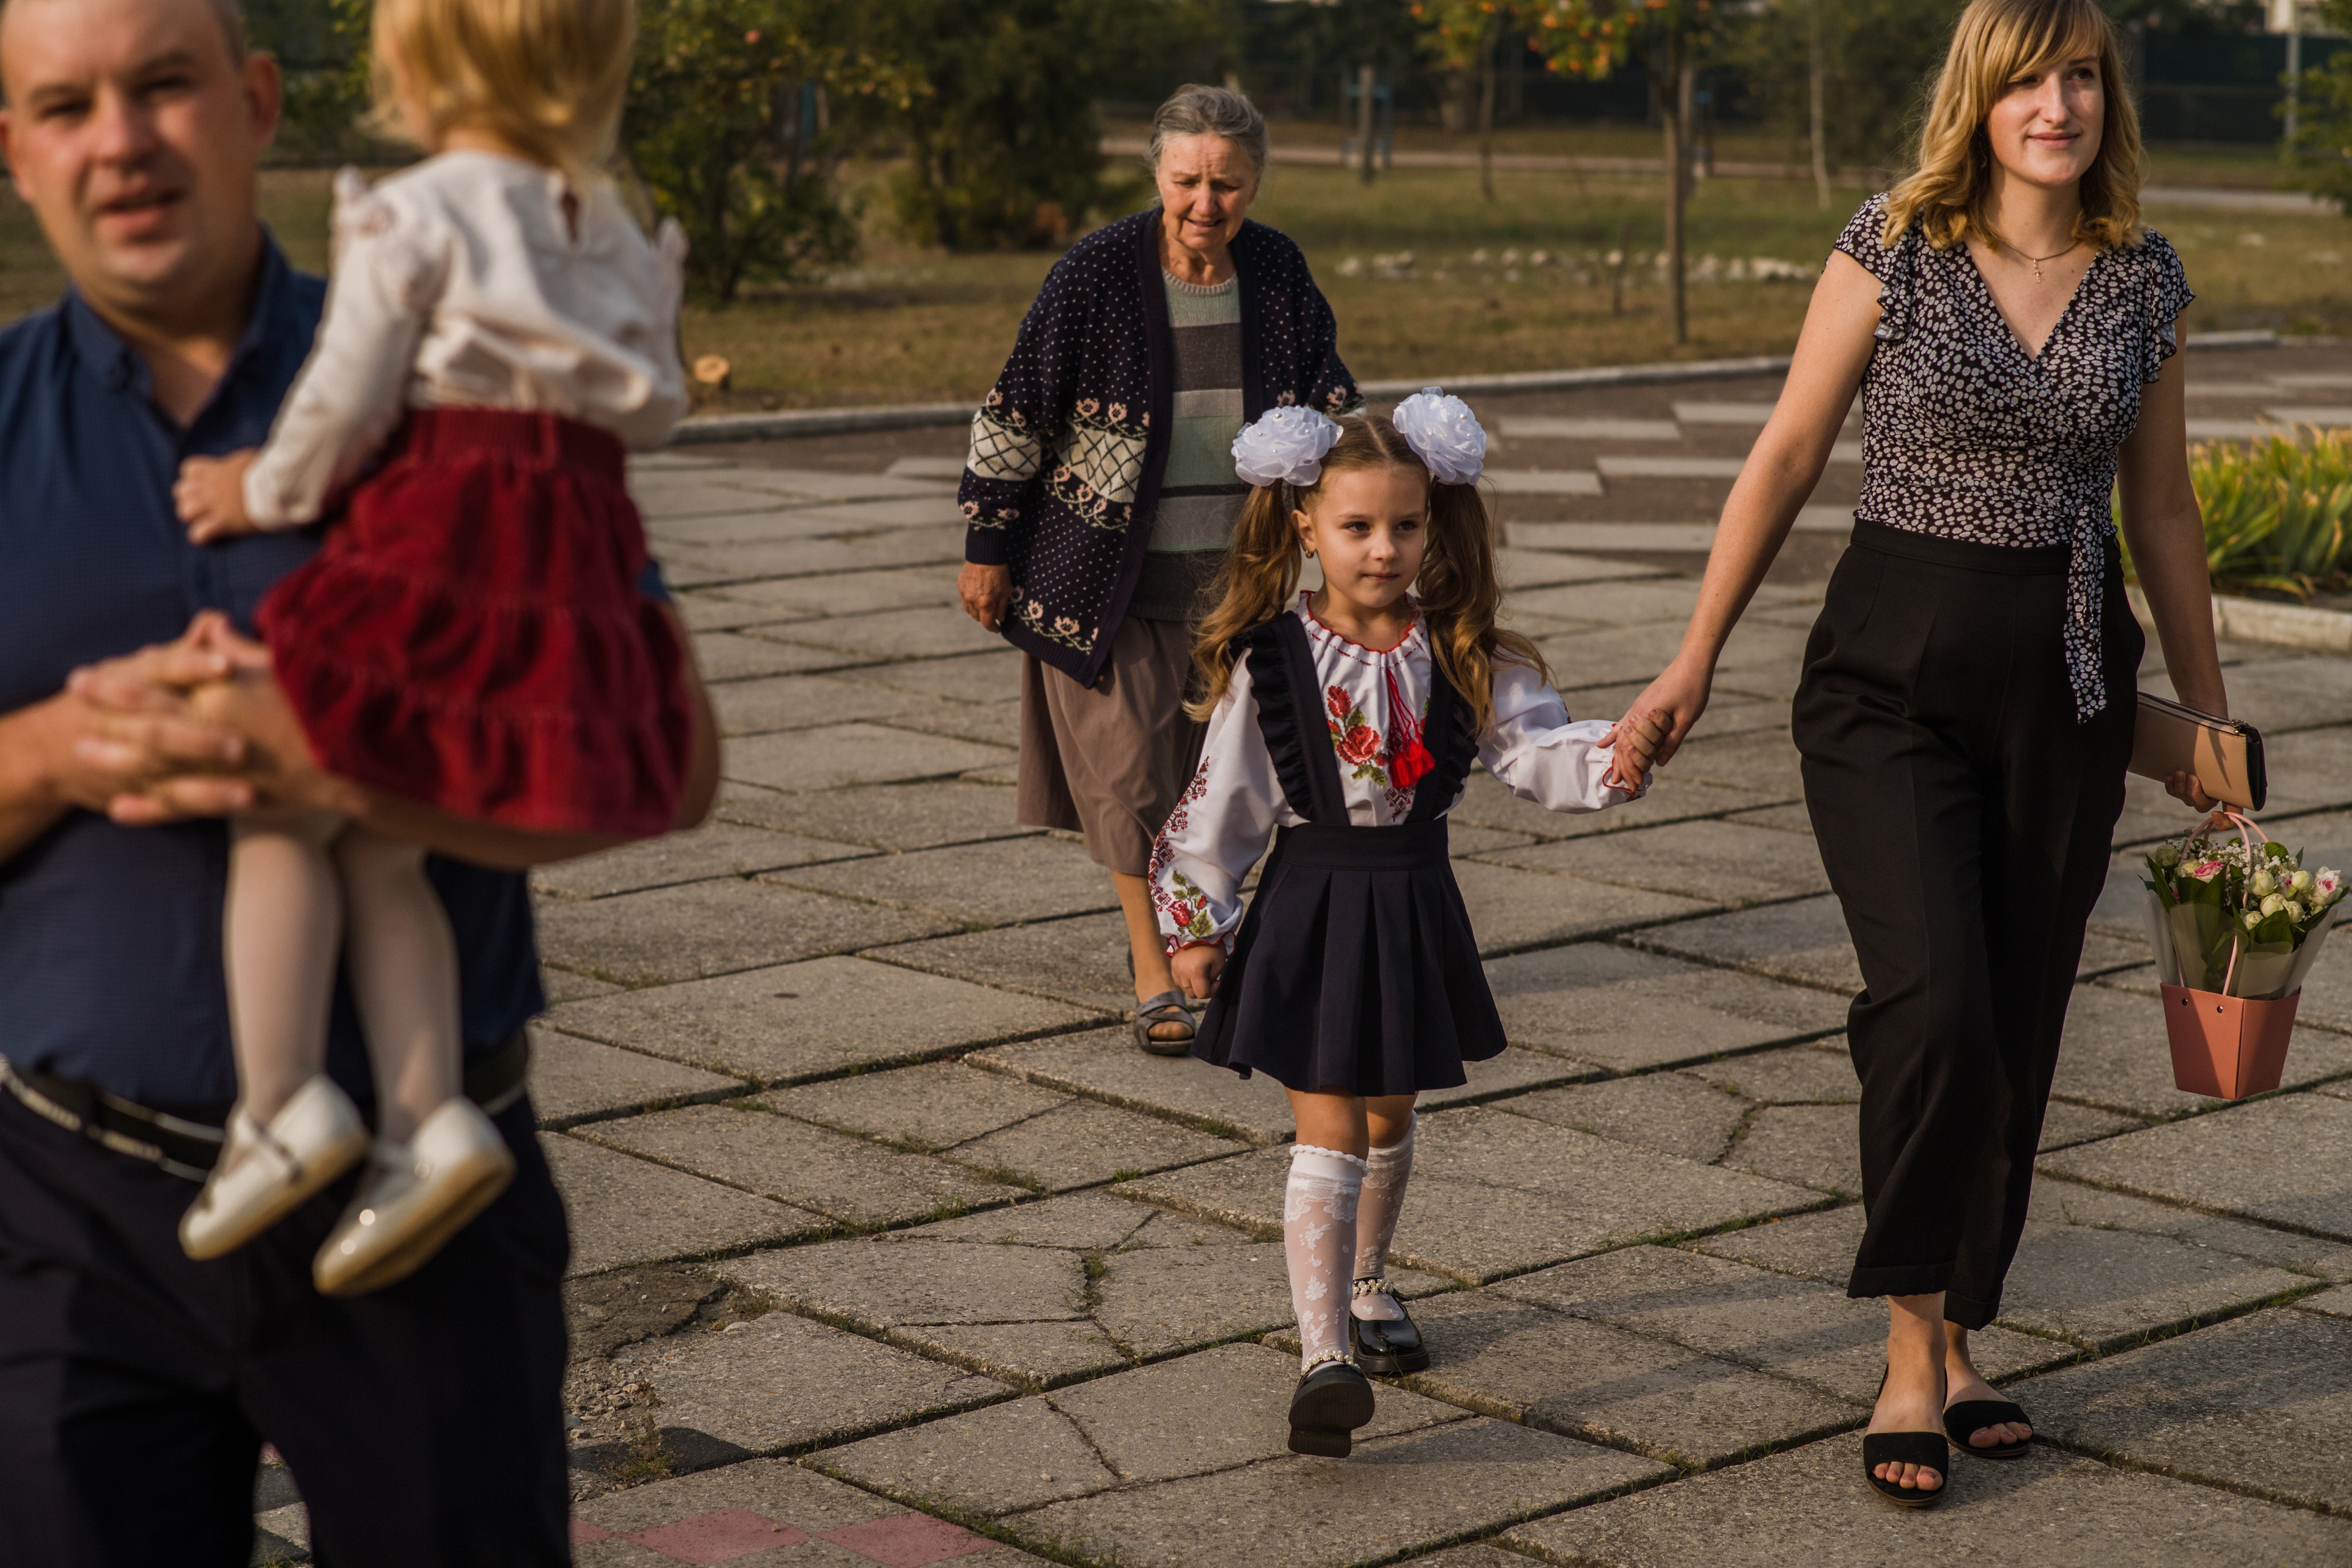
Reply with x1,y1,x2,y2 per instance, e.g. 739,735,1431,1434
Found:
1349,1281,1430,1375
1287,1359,1375,1457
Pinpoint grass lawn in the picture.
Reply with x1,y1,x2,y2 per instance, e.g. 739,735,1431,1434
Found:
0,145,2338,412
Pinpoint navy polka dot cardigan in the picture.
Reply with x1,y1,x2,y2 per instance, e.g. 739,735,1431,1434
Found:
959,208,1358,688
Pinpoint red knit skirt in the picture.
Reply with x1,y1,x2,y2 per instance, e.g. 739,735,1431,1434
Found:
256,408,691,836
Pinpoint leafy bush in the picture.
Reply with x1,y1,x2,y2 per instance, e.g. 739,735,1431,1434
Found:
626,0,888,303
2291,0,2352,212
872,0,1227,253
2156,427,2352,599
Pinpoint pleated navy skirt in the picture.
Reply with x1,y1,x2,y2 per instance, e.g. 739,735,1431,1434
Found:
1189,612,1507,1096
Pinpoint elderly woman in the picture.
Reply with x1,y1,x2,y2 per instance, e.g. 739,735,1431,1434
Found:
956,85,1358,1055
1614,0,2223,1510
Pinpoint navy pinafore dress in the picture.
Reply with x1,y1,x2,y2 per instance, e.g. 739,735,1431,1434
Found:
1191,614,1509,1096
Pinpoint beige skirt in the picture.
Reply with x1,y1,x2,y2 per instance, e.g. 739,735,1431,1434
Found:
1018,615,1205,876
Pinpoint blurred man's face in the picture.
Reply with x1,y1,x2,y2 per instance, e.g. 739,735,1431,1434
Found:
0,0,278,324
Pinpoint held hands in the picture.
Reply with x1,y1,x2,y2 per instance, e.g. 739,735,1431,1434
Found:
1603,708,1672,793
175,450,260,543
1604,654,1716,788
1170,942,1226,1002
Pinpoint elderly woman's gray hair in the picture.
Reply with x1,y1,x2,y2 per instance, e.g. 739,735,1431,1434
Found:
1146,84,1270,176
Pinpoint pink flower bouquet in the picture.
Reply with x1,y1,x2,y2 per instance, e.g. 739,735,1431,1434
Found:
2140,817,2345,1099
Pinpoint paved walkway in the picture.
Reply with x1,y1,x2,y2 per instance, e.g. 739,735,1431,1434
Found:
253,345,2352,1567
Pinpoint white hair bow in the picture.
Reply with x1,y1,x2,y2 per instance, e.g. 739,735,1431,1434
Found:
1392,387,1486,486
1231,406,1342,488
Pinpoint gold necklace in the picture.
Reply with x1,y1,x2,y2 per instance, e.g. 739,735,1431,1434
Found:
2012,239,2079,281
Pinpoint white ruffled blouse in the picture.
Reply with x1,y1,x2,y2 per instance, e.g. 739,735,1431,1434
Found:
1150,595,1636,953
243,151,690,529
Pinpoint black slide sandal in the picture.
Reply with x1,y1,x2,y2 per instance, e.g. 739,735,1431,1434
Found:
1945,1398,2033,1460
1864,1432,1951,1509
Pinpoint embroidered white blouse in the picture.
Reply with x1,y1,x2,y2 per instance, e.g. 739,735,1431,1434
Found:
1150,596,1635,953
243,151,690,529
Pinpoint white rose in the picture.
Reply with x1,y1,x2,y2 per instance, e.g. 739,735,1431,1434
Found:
1391,386,1488,486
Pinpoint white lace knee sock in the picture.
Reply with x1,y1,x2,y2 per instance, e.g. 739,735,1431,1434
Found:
1285,1145,1365,1372
1350,1114,1414,1322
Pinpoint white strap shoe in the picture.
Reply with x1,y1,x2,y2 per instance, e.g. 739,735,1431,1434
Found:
313,1097,516,1297
179,1076,369,1261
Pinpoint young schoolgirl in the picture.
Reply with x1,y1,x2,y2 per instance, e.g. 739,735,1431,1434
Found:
167,0,691,1295
1151,392,1662,1457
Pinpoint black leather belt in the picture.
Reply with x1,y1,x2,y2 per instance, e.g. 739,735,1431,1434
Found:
0,1031,531,1182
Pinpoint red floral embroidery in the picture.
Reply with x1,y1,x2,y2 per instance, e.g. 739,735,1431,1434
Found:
1335,725,1380,767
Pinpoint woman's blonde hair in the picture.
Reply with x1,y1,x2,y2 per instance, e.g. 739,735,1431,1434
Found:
1884,0,2144,253
1189,411,1549,738
371,0,634,179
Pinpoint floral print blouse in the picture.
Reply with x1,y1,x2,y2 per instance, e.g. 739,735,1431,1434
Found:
1150,595,1633,953
1834,194,2194,721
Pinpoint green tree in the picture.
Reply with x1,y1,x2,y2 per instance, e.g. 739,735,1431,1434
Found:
2292,0,2352,211
1730,0,1959,190
1526,0,1722,344
1414,0,1527,200
626,0,895,303
871,0,1229,252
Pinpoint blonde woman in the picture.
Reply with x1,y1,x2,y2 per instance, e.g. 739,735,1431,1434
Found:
1611,0,2224,1508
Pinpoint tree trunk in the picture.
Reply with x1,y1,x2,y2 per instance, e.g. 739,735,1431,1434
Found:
1664,37,1687,346
1478,22,1498,202
1808,0,1831,208
1358,63,1377,186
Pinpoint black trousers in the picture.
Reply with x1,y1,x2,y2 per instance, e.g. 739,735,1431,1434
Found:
1792,523,2139,1329
0,1087,572,1567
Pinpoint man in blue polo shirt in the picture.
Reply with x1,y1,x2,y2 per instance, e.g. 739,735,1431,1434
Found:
0,1,716,1563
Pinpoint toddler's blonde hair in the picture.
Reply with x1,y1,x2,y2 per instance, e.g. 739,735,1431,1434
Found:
371,0,634,179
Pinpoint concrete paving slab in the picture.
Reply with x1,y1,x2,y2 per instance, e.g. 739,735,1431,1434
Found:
1495,1246,2067,1403
880,914,1139,1015
2261,726,2352,813
1126,1108,1824,1283
1627,895,1862,992
727,724,1015,793
607,1310,1011,1457
1599,454,1748,479
695,566,962,620
1484,944,1849,1071
1504,1432,2352,1567
1486,468,1605,494
528,1025,748,1129
1727,1104,1860,1197
532,823,872,900
1479,818,1829,907
1500,416,1684,440
760,1061,1071,1151
834,650,1026,707
1724,801,1816,835
693,630,862,682
535,879,960,986
571,1454,1043,1568
2298,1285,2352,1315
1534,623,1710,690
1450,859,1713,953
543,1133,821,1275
2014,1308,2352,1515
1688,1203,1864,1285
2028,1177,2352,1281
717,780,1035,853
816,1343,1467,1521
2053,984,2352,1118
2040,1100,2153,1150
709,672,972,739
1496,1073,1750,1164
577,1105,1028,1226
543,966,624,1004
1390,1548,1534,1568
1510,521,1721,554
768,837,1118,927
968,1025,1297,1143
1379,1288,1858,1468
2040,1092,2352,1240
1655,731,1808,802
943,1099,1246,1191
2097,954,2352,1043
1494,547,1676,589
1001,1418,1667,1568
1687,1043,1858,1104
545,956,1099,1083
757,607,1007,662
1992,1221,2314,1349
1450,772,1785,842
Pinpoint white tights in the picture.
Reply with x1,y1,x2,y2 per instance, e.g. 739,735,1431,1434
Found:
1284,1144,1365,1372
225,814,461,1144
1350,1112,1415,1322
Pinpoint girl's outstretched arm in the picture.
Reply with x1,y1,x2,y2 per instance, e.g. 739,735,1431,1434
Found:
1480,658,1647,811
1614,250,1883,767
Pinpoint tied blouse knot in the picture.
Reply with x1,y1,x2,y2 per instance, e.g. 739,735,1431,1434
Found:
1149,595,1635,953
1835,193,2194,721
